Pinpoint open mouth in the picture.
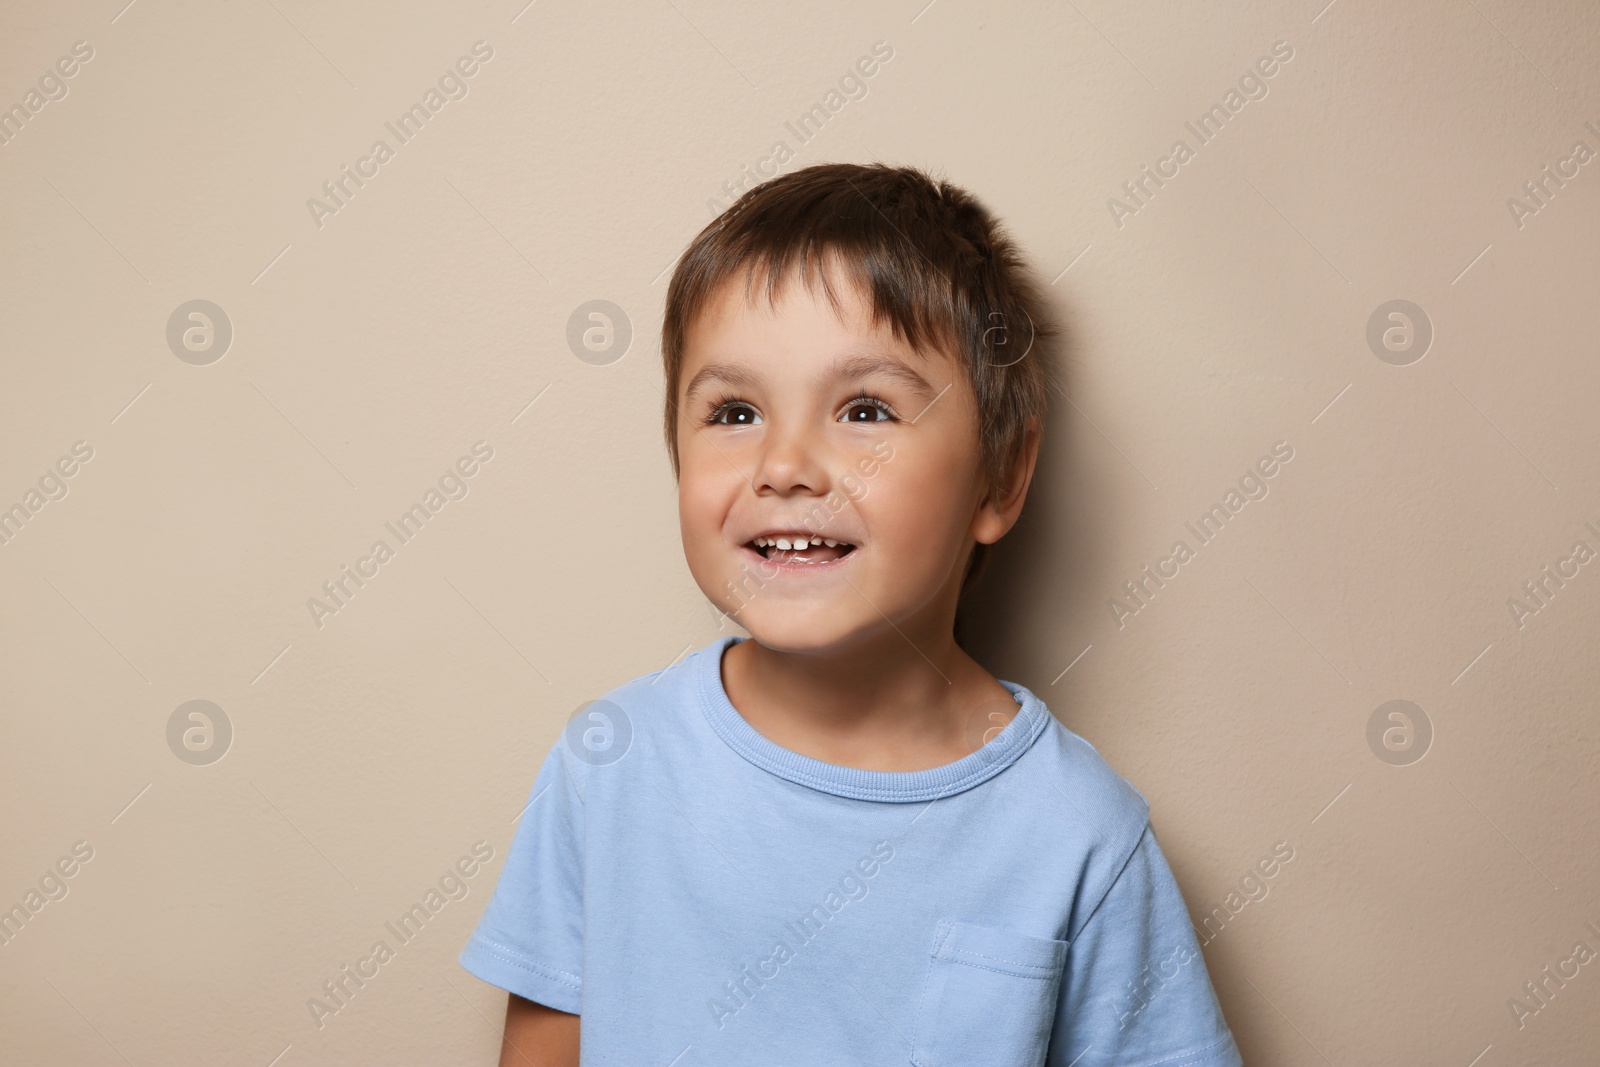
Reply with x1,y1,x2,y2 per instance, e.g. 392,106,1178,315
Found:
745,534,858,566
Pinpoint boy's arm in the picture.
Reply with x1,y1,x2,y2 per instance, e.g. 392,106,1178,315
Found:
460,742,586,1063
499,994,578,1067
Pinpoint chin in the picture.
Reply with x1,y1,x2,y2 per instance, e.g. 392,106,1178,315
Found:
734,610,862,655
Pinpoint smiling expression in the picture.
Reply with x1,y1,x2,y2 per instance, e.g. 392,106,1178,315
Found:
675,263,1002,654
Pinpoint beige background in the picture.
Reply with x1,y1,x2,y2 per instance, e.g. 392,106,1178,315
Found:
2,0,1597,1063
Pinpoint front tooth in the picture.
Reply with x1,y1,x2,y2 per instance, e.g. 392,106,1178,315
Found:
794,538,811,550
776,537,792,550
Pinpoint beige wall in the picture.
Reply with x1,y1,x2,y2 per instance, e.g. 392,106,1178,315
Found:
3,0,1597,1063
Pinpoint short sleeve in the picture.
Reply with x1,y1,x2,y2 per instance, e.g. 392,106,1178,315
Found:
458,741,584,1014
1050,824,1242,1066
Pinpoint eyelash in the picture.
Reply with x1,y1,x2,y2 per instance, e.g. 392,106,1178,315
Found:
702,394,899,425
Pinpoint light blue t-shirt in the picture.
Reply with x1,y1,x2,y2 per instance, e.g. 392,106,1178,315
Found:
460,635,1242,1066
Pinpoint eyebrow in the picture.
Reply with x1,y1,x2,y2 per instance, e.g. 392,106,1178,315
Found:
682,352,938,406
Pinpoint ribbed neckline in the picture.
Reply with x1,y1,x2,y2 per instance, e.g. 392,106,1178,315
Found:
697,634,1050,803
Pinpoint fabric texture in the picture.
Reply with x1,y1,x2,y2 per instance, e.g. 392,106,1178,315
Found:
459,634,1242,1066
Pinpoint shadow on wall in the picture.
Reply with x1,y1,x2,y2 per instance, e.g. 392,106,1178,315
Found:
954,294,1273,1055
956,283,1107,697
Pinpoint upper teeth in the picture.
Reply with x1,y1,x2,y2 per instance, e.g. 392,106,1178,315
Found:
755,536,845,550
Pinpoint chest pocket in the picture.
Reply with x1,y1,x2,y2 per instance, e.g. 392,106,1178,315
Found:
911,919,1069,1067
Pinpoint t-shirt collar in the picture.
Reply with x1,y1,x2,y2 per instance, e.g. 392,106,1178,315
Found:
697,634,1050,803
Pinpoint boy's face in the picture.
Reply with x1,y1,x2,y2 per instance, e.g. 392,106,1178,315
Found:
675,266,1002,654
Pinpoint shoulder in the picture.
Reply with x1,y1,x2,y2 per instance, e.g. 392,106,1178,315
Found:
586,638,720,735
1003,706,1169,936
1022,705,1152,828
1002,693,1155,868
546,637,727,787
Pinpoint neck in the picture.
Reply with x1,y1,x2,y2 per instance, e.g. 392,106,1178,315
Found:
740,624,960,707
720,615,1007,771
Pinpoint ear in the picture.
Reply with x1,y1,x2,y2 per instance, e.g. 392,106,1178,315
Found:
971,419,1042,545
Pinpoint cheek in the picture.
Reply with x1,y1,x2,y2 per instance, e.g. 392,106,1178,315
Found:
862,447,974,557
677,458,739,556
677,480,717,545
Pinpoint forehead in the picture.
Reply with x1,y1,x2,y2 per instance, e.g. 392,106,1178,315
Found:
681,260,956,373
684,269,955,411
689,262,878,345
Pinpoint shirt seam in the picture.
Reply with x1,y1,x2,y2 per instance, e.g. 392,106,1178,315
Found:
1066,818,1154,944
945,947,1060,970
1128,1030,1239,1067
698,636,1050,802
941,956,1060,979
934,923,1067,973
470,934,582,990
555,741,589,808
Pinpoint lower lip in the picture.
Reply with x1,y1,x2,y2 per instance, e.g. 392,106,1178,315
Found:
739,544,857,574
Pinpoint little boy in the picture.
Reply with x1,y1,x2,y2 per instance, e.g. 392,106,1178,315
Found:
459,163,1242,1066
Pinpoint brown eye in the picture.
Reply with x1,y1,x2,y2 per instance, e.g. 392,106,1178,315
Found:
710,402,760,426
841,398,895,423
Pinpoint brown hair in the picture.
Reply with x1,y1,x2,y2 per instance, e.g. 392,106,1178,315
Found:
660,161,1059,600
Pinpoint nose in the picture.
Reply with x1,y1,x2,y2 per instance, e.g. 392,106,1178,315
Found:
751,419,830,498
